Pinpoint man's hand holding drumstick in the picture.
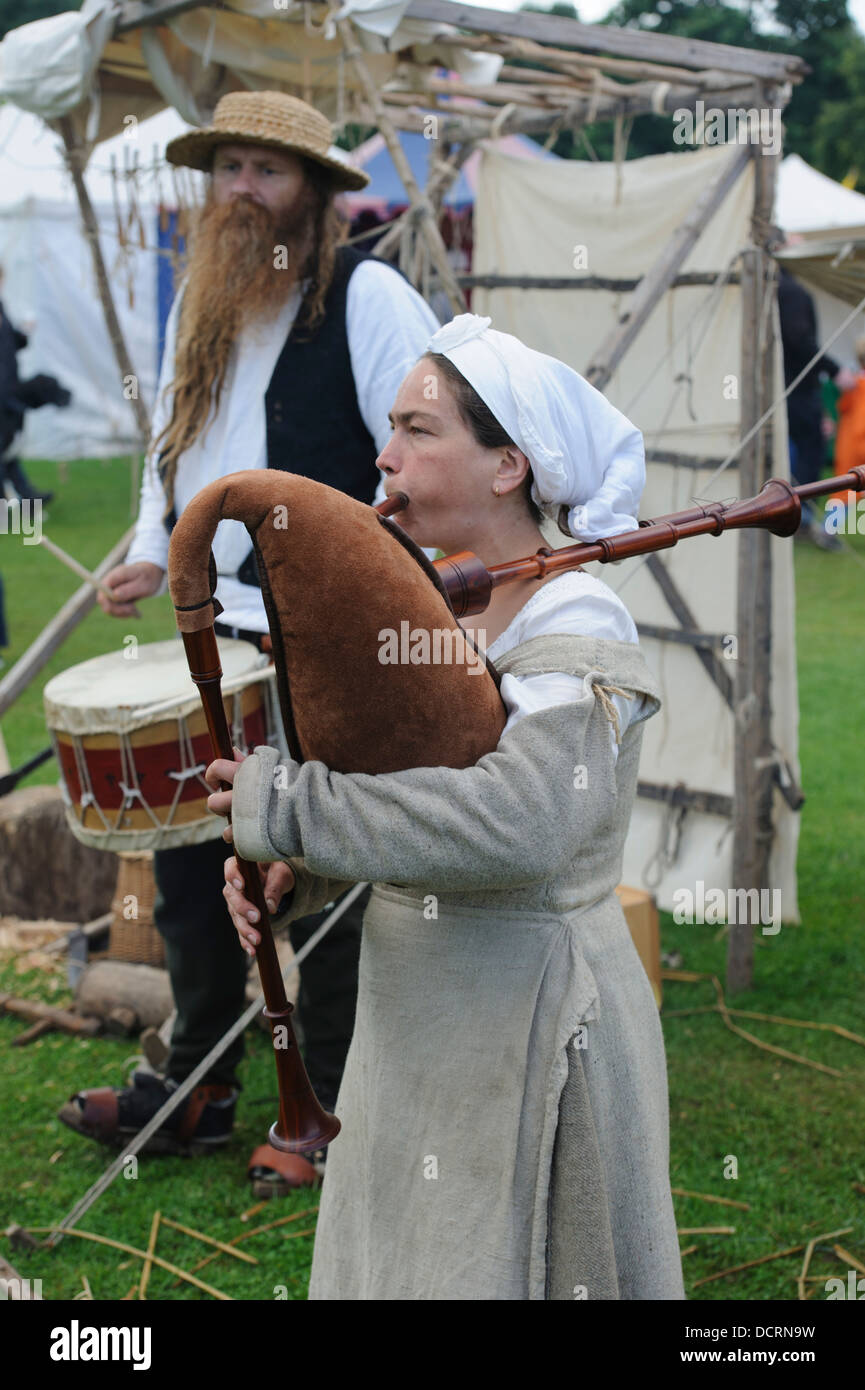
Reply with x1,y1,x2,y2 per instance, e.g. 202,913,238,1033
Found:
97,560,164,618
205,749,296,957
34,535,162,620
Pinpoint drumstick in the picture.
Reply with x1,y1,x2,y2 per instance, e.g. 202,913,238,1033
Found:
37,535,120,606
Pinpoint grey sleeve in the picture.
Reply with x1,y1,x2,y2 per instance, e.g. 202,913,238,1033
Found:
231,687,617,891
270,857,359,927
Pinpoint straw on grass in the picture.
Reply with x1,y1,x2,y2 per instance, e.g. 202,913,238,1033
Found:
23,1225,232,1300
138,1210,160,1301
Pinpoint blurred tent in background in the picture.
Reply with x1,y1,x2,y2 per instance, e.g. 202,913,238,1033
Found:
0,103,197,460
775,152,865,367
345,127,555,214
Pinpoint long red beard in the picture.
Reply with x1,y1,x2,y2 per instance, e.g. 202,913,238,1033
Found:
172,195,310,398
179,193,313,340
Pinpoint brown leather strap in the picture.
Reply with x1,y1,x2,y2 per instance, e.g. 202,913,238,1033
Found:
74,1088,118,1140
176,1084,234,1143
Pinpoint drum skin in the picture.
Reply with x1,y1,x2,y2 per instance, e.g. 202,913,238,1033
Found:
168,472,507,775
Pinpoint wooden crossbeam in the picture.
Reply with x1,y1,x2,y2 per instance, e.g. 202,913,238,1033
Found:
459,272,741,292
636,622,729,652
404,1,806,83
637,780,733,819
377,80,763,137
114,0,221,33
644,449,730,472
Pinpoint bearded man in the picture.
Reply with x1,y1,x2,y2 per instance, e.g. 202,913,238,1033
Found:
59,92,439,1188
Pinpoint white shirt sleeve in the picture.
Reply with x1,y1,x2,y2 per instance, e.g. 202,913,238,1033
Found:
499,672,643,762
345,259,441,458
125,292,183,576
482,572,649,761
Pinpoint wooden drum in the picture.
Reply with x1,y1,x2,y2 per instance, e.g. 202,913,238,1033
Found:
44,638,279,852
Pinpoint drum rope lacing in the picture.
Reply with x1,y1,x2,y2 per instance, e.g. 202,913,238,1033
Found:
70,733,111,833
163,713,213,827
117,732,164,833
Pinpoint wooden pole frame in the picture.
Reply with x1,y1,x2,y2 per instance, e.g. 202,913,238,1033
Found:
335,16,467,314
56,117,151,445
402,0,806,84
0,527,136,720
728,132,781,994
373,139,478,265
0,121,150,726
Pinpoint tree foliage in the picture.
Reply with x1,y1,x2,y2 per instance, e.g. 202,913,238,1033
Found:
0,0,79,41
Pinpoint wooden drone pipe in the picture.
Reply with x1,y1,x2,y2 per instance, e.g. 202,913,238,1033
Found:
181,625,340,1155
434,468,865,618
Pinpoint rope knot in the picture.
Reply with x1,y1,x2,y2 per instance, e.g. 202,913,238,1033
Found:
591,680,634,747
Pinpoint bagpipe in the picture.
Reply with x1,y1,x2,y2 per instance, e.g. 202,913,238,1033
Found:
167,463,865,1155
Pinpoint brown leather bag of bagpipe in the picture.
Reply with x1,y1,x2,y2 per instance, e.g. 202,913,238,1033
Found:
167,463,865,1155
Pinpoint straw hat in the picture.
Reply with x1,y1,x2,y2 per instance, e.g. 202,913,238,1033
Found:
165,91,369,192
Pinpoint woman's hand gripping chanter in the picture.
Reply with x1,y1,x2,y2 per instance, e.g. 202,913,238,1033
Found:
204,747,295,958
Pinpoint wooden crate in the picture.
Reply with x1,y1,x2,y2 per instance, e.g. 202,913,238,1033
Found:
615,884,662,1008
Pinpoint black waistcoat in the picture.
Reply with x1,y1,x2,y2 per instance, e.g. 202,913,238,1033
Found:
263,243,382,495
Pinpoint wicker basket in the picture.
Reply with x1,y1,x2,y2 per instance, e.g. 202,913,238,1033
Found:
109,852,165,966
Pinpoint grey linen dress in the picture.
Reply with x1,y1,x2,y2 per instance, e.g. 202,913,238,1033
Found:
231,631,685,1301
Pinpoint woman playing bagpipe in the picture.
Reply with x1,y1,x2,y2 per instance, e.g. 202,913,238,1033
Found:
202,314,684,1301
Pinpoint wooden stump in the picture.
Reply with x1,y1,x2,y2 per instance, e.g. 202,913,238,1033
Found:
0,786,116,922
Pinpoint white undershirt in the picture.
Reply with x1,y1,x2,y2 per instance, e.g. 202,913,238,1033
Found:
476,570,649,761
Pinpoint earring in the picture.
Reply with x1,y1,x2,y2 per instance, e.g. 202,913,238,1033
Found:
493,485,501,496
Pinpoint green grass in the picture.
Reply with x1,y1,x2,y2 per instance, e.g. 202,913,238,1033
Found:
1,459,864,1300
0,457,175,770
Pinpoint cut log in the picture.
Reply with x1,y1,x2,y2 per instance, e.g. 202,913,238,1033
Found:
0,786,116,922
75,960,173,1031
0,993,101,1036
105,1005,139,1036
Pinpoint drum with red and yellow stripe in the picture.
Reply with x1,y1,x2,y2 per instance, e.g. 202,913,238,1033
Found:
44,638,279,852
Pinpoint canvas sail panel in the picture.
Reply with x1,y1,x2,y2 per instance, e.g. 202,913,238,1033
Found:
473,143,800,921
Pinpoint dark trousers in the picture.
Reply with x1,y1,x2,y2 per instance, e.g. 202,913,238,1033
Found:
787,388,825,488
153,837,366,1105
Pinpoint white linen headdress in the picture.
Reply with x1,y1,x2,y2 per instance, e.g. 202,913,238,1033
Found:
426,314,645,540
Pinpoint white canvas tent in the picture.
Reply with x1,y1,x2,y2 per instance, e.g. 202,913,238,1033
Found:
775,153,865,367
776,153,865,240
0,103,195,459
